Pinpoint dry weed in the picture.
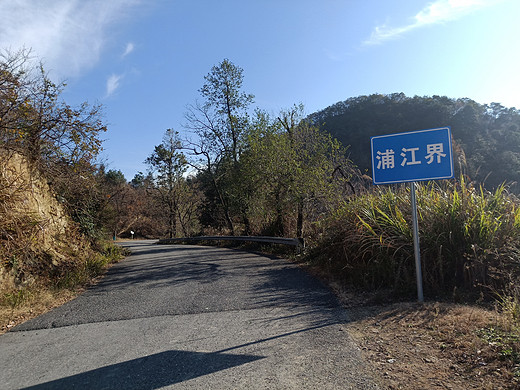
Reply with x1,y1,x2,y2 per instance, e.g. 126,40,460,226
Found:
347,301,519,390
0,283,82,333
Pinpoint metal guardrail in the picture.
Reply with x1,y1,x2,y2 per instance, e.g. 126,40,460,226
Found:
157,235,304,253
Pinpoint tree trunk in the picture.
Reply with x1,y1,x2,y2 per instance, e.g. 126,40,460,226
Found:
223,206,234,236
242,211,251,236
168,202,176,238
27,128,42,166
212,177,234,235
296,199,304,238
274,189,284,236
178,208,189,237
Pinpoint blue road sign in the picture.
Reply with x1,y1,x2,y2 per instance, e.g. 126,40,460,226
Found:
371,127,454,185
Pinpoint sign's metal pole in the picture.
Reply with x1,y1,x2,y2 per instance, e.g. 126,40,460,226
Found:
410,182,424,303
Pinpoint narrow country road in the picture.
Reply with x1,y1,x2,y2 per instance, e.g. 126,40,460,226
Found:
0,241,380,389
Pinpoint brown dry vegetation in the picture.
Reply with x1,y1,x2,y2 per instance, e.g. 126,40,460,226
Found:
0,285,80,333
0,152,124,333
346,301,519,390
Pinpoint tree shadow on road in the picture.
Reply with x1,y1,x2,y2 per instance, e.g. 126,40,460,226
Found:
21,350,264,390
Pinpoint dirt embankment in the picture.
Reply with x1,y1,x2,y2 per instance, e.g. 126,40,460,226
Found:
0,151,100,332
0,152,73,284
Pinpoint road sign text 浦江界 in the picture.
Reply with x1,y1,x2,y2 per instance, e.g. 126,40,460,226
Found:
371,127,454,185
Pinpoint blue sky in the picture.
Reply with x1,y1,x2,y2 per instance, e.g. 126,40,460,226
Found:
1,0,519,180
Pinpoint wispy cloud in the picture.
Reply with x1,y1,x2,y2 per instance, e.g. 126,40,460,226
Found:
364,0,501,46
106,73,123,97
122,42,135,58
0,0,141,79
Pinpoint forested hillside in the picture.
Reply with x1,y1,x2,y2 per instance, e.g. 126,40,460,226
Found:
309,93,520,189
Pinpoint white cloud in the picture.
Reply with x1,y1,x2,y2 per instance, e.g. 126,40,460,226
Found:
364,0,501,45
106,73,123,97
122,42,135,58
0,0,141,79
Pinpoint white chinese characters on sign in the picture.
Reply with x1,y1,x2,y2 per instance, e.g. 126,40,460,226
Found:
425,143,446,164
376,143,446,170
400,147,421,166
376,149,395,170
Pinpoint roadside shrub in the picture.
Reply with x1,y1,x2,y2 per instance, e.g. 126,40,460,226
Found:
309,179,520,298
55,253,108,290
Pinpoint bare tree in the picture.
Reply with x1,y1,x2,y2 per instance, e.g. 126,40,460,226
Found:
0,49,106,172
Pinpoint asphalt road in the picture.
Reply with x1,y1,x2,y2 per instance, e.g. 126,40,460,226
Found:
0,241,380,389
